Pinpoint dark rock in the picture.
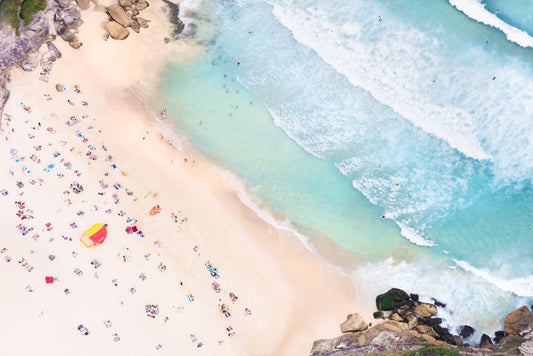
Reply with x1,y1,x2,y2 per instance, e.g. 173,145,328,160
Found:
459,325,475,338
431,298,447,308
373,311,384,320
376,288,409,311
479,333,495,350
505,306,533,336
432,325,452,342
494,330,505,344
409,293,419,302
427,317,442,325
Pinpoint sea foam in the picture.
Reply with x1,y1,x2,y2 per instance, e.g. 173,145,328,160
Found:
449,0,533,48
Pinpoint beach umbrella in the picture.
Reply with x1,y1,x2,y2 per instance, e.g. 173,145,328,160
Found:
80,223,107,248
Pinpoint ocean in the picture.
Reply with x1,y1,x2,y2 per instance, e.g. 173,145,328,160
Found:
155,0,533,341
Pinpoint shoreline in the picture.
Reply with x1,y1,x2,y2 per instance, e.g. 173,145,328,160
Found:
0,1,364,354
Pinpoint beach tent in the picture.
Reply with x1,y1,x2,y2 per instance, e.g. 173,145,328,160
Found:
80,223,107,248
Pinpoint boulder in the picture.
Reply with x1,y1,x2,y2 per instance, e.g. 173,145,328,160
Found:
136,17,149,28
102,21,130,40
56,84,65,92
131,8,139,16
415,325,439,339
41,42,62,64
451,335,463,346
135,0,149,11
409,294,419,302
376,288,409,311
119,0,132,7
459,325,475,338
432,325,452,342
479,333,495,350
427,317,442,325
55,0,71,8
494,330,505,344
107,5,132,27
69,41,83,49
340,313,368,333
505,306,533,336
76,0,91,10
57,24,77,42
413,302,437,318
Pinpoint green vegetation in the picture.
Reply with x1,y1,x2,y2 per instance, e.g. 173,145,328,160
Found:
405,344,460,356
20,0,47,25
0,0,22,34
0,0,47,34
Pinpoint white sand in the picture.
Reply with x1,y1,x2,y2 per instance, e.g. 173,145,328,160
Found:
0,2,368,355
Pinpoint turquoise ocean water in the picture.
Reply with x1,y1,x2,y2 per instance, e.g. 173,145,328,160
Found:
155,0,533,340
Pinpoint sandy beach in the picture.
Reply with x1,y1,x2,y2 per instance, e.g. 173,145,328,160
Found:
0,1,366,355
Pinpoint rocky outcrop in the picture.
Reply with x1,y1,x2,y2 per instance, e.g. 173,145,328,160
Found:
102,21,130,40
505,306,533,337
311,293,533,356
340,314,367,333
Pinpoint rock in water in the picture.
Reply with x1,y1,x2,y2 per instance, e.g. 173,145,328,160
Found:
340,313,368,333
76,0,90,10
376,288,409,311
413,302,437,318
479,333,495,350
459,325,475,338
107,5,132,27
505,306,533,336
102,21,130,40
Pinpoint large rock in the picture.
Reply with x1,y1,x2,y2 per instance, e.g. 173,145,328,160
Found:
107,5,132,27
406,314,418,330
415,325,439,339
479,333,495,350
340,313,368,333
376,288,409,311
76,0,91,10
451,335,463,346
413,302,437,318
119,0,132,7
505,306,533,336
102,21,130,40
41,41,62,64
459,325,475,338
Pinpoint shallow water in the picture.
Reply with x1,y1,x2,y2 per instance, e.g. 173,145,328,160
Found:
158,0,533,338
